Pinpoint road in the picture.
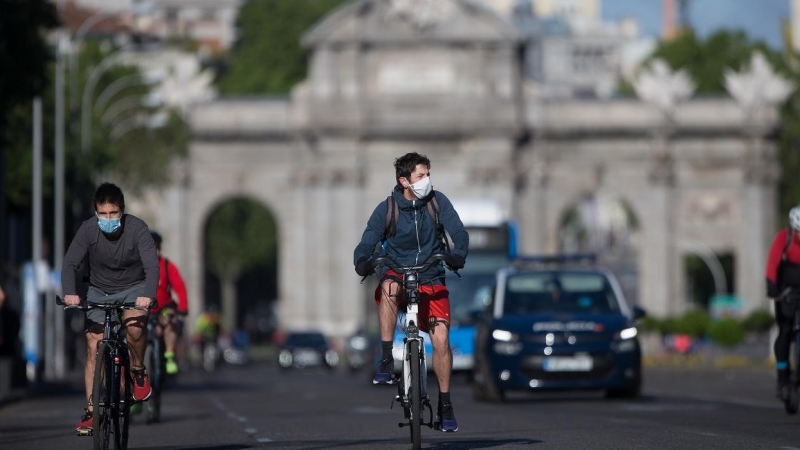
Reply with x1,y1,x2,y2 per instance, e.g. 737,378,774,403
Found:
0,362,798,450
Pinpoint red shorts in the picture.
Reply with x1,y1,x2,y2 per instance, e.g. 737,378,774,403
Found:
374,270,450,333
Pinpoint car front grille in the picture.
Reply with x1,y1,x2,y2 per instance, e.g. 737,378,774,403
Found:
518,354,615,381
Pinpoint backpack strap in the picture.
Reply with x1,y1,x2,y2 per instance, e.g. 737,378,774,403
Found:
783,229,794,262
382,195,398,242
426,192,450,253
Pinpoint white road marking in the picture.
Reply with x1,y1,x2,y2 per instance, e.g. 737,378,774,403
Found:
213,396,270,444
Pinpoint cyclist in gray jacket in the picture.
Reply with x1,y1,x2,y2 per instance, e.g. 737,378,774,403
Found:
62,182,159,434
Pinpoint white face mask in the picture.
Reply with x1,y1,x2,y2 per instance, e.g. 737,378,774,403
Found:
409,176,432,199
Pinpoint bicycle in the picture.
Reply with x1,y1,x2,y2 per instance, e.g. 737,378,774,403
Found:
778,287,800,414
57,295,151,450
359,252,460,450
141,309,168,424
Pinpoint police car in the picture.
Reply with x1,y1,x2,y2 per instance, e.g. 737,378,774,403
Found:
472,255,645,402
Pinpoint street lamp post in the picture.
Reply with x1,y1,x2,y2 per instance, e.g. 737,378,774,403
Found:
81,46,134,157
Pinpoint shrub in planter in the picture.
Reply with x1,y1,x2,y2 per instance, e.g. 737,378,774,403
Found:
676,310,711,338
741,308,774,334
708,318,746,347
637,316,661,333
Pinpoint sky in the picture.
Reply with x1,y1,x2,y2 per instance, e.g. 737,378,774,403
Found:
602,0,792,49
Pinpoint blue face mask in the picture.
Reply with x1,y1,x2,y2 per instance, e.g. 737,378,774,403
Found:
97,215,122,234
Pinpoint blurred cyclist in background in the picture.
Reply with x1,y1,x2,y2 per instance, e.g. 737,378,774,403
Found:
150,232,188,374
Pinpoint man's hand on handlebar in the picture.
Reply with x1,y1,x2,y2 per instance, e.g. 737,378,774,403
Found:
135,296,153,309
447,254,465,271
355,256,372,277
64,294,81,306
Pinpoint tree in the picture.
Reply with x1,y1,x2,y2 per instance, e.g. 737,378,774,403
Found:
205,198,277,331
0,0,59,273
216,0,344,95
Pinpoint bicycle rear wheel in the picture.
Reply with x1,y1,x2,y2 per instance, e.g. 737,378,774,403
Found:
785,334,800,415
409,340,422,450
114,349,132,450
143,340,162,424
93,343,113,450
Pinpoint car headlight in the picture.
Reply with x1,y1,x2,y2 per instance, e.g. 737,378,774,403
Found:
618,327,638,340
325,350,339,366
492,329,518,342
278,349,293,367
612,327,638,352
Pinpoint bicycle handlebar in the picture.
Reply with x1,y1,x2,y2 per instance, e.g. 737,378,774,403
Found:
359,252,461,283
56,295,155,312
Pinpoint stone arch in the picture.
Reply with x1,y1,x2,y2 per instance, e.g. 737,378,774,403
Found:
199,195,280,335
556,193,641,306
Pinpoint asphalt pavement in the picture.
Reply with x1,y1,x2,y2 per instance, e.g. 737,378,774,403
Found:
0,361,798,450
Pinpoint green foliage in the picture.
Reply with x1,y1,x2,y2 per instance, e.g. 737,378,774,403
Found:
205,198,278,282
674,310,711,338
0,0,59,110
216,0,345,95
3,39,190,210
649,30,773,94
740,308,775,333
637,316,661,333
708,318,746,347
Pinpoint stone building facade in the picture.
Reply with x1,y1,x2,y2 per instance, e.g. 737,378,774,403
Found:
130,0,781,337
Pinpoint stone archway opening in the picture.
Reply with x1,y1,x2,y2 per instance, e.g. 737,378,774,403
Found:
683,252,735,312
203,197,279,342
558,193,641,306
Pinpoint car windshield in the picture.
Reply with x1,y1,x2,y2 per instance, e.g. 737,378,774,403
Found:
503,271,620,315
285,332,327,347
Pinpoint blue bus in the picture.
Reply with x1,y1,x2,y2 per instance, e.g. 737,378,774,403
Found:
392,200,517,374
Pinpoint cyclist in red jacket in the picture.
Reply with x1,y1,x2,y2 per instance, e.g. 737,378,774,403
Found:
765,206,800,400
151,232,188,374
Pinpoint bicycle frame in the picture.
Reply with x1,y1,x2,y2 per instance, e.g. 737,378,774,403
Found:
399,270,433,427
779,288,800,414
58,296,148,449
360,252,460,448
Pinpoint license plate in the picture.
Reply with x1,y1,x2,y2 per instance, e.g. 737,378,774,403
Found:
543,356,593,372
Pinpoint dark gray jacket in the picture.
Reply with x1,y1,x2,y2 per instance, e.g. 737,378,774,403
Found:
62,214,159,300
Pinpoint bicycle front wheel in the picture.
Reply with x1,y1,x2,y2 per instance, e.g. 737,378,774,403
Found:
409,340,422,450
114,348,132,450
93,343,113,450
786,334,800,415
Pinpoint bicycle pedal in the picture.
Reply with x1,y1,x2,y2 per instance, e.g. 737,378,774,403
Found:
76,428,93,437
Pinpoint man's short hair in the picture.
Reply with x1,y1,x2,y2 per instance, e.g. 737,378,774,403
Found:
394,152,431,188
93,182,125,212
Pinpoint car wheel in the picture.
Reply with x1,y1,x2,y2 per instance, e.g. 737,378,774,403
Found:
472,369,505,403
605,380,641,399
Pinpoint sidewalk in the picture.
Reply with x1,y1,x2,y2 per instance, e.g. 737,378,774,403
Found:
0,367,83,409
641,332,773,369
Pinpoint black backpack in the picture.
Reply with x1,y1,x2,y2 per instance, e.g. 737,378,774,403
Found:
381,192,450,253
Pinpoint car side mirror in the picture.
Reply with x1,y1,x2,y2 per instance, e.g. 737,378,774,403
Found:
633,306,646,320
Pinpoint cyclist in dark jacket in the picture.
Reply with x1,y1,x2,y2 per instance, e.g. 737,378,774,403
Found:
62,183,159,433
354,152,468,433
765,206,800,400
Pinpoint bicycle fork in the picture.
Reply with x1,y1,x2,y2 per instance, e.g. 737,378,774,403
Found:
393,307,434,429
